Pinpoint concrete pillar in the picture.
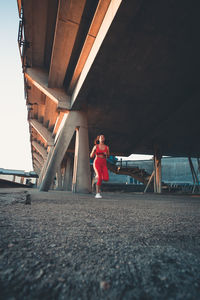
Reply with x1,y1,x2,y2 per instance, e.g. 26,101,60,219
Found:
40,125,75,191
154,153,162,193
63,154,73,191
38,145,54,186
50,176,56,190
72,125,91,193
13,175,16,182
40,111,91,192
34,166,41,177
56,166,63,190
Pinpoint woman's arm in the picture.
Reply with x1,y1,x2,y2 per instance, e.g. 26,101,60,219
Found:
90,145,96,158
106,146,110,158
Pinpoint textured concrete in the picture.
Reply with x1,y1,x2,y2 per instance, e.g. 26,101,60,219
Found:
21,0,200,159
74,0,200,157
0,189,200,299
40,111,91,192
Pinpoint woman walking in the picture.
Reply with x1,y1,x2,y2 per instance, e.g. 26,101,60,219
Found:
90,135,110,198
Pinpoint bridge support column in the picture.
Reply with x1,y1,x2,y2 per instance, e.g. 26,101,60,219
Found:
37,162,46,187
154,152,162,193
37,161,46,187
56,166,63,190
72,125,91,193
37,145,54,187
35,178,38,187
39,111,91,193
63,154,73,191
188,157,200,193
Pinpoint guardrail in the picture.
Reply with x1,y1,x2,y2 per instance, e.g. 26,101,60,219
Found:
17,4,30,103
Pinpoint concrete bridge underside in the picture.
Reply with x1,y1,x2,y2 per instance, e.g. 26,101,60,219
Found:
17,0,200,192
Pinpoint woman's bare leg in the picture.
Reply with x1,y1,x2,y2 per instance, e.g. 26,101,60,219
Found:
96,184,100,194
93,163,98,179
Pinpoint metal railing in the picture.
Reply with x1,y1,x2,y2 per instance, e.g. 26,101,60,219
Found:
17,5,30,71
17,4,32,115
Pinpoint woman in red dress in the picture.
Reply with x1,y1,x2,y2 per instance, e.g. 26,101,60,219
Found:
90,135,110,198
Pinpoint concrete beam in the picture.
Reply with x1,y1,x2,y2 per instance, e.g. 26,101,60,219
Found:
33,159,42,169
25,68,71,110
37,145,54,187
43,97,58,131
71,0,122,106
44,0,59,68
30,119,54,145
52,112,65,136
31,0,48,67
33,165,41,176
28,82,46,106
32,141,48,160
27,85,46,123
33,159,42,171
31,130,48,149
33,152,44,166
68,0,112,94
38,103,46,124
48,0,87,88
17,0,22,16
32,151,44,166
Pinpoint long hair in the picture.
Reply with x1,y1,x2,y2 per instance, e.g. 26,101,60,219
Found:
94,135,100,145
94,134,105,145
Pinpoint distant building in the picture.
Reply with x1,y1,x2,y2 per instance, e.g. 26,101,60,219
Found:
108,157,198,185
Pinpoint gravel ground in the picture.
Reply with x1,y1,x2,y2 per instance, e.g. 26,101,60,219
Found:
0,189,200,300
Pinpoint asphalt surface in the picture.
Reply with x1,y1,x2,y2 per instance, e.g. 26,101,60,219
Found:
0,188,200,300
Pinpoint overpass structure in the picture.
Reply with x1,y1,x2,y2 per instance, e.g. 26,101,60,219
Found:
17,0,200,193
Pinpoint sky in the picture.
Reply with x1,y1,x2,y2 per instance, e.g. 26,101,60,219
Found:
0,1,151,172
0,1,32,171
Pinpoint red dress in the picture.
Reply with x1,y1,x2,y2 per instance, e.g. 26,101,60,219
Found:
93,145,109,186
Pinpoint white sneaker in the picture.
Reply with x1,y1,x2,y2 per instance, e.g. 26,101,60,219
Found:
95,193,102,199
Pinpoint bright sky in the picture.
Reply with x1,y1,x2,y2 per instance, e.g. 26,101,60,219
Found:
0,1,151,172
0,1,32,171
